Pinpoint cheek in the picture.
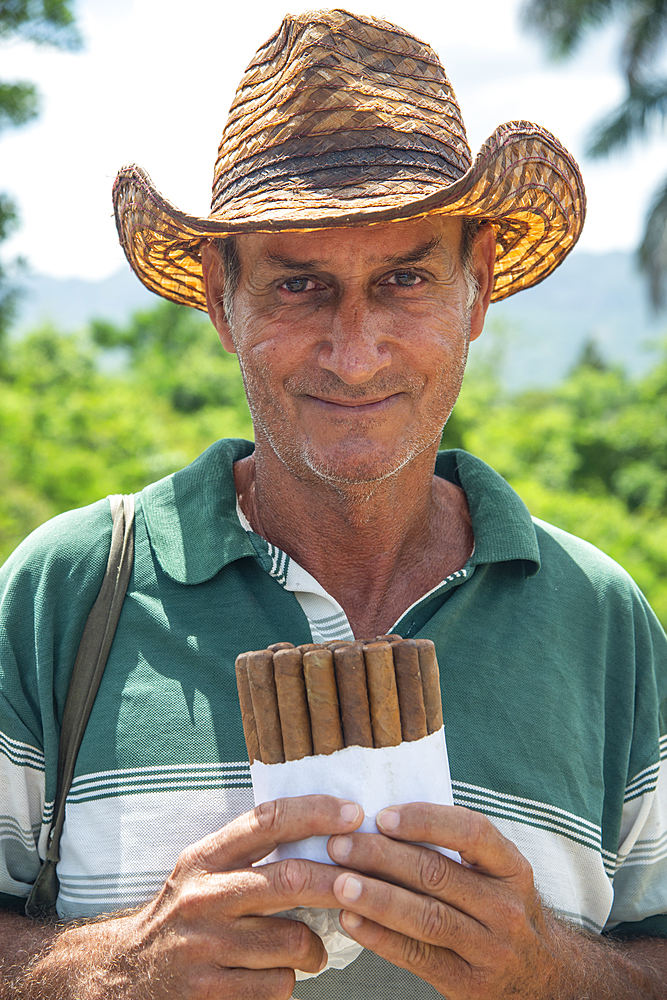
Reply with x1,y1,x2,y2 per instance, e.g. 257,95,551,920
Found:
405,321,470,373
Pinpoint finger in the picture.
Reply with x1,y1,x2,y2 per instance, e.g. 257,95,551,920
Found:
337,909,467,993
332,870,487,965
189,857,351,918
375,804,530,881
328,832,496,921
179,795,363,874
218,915,327,974
203,966,296,1000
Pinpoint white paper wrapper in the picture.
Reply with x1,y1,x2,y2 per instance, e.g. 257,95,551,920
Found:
250,727,459,979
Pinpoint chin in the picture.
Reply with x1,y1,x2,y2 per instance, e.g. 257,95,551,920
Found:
296,435,437,485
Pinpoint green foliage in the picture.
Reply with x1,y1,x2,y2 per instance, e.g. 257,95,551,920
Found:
0,192,20,337
2,299,667,630
0,304,253,561
91,302,249,414
522,0,667,307
639,177,667,308
0,0,80,48
0,80,38,132
444,344,667,625
521,0,620,60
0,0,79,341
586,78,667,158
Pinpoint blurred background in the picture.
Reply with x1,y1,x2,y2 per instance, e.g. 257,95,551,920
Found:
2,0,667,623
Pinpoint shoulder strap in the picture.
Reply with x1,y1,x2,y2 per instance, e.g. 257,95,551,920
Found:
25,494,135,919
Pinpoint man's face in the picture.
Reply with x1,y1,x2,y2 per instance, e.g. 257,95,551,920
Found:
204,217,492,485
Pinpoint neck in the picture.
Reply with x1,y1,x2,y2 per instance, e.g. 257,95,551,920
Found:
234,440,473,638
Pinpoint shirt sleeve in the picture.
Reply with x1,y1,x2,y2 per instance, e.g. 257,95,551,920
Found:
0,500,112,908
604,592,667,938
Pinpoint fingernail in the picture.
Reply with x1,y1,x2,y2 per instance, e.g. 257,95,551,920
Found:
330,835,352,861
340,802,360,824
341,875,362,902
377,808,400,831
341,910,362,930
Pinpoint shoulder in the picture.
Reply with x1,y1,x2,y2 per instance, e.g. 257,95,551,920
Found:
0,498,113,606
529,516,667,668
531,515,642,599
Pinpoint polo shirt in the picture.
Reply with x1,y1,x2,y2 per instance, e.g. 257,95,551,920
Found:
1,439,666,966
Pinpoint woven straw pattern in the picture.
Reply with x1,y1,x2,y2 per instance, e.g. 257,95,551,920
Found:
112,9,586,308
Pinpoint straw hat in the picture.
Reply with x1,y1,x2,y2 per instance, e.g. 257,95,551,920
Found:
113,9,585,308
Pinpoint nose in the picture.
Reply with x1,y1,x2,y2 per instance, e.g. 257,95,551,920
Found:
317,294,391,384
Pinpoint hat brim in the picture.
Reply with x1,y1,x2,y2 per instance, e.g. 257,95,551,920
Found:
113,120,585,308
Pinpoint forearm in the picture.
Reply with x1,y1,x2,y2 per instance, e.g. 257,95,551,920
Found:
547,913,667,999
0,907,150,1000
0,909,59,995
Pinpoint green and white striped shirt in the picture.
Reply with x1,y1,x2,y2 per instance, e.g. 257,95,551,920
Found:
1,439,666,967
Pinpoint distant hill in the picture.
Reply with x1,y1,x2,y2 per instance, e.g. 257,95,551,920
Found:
482,250,667,387
10,251,667,389
12,267,159,335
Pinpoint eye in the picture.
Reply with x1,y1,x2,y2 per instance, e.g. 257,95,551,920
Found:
385,271,423,287
281,276,319,293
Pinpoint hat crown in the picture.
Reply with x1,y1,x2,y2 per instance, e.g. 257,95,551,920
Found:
210,10,473,219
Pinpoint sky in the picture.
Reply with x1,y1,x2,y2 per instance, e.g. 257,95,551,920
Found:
1,0,665,281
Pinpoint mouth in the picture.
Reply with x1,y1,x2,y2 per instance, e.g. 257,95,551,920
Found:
304,393,402,414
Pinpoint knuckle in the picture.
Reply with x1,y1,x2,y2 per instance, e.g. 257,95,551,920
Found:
174,842,201,876
463,808,492,850
499,896,527,936
418,850,452,895
515,851,536,885
285,916,313,959
168,876,211,923
275,967,297,1000
274,858,311,898
251,799,283,835
402,935,434,971
418,897,451,944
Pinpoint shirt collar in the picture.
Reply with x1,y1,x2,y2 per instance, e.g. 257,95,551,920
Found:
140,439,541,585
435,450,541,576
141,438,257,584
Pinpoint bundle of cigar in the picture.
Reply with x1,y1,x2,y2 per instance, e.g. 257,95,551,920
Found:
235,636,443,764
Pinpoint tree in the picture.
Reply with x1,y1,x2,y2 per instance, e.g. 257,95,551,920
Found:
0,0,80,337
0,303,253,564
522,0,667,307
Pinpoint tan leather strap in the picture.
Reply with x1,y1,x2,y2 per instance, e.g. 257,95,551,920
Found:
25,494,135,919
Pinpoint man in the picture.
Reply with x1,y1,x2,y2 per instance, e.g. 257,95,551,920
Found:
1,9,666,999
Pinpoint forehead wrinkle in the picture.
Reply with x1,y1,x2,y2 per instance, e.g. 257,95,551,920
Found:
250,231,454,280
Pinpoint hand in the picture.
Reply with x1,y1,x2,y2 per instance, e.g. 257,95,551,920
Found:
327,803,561,1000
130,794,363,998
26,795,363,1000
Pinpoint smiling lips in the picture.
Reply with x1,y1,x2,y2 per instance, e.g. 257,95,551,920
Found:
306,393,403,413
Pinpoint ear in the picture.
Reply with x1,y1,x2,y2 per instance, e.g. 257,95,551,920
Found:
468,224,496,343
201,241,237,354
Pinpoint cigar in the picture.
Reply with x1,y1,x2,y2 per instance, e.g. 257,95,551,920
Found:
268,641,295,653
246,650,285,763
414,639,443,734
324,640,354,650
333,645,373,748
235,653,261,764
297,643,325,653
302,648,344,755
363,642,402,747
391,640,428,742
273,648,313,760
376,633,403,643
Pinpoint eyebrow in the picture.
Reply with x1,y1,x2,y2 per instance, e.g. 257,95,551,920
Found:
381,236,443,267
263,251,323,272
260,235,445,274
